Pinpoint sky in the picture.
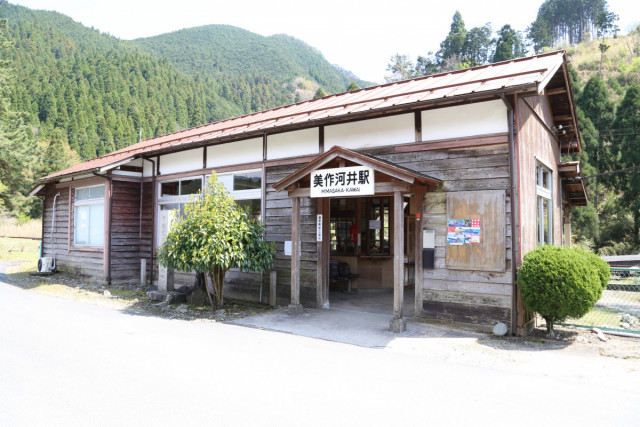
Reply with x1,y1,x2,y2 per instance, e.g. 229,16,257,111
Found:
8,0,640,83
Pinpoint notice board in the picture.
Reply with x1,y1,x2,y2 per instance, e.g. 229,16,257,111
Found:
446,190,505,272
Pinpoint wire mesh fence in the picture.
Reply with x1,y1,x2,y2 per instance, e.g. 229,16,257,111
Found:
563,268,640,334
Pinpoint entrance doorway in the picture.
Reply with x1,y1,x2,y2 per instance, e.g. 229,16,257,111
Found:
327,196,417,313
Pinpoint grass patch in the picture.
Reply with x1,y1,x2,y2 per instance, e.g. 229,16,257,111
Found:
568,306,640,331
0,218,42,239
0,238,40,262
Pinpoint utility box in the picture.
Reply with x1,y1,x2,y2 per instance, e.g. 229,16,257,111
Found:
422,249,435,269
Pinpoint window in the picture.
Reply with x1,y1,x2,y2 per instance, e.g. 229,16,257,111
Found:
366,197,390,255
157,177,203,242
74,184,105,247
536,163,553,245
210,169,262,220
330,198,357,255
329,197,391,256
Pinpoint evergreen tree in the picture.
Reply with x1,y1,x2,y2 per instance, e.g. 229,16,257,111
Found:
613,85,640,244
313,88,326,99
0,18,37,216
384,54,414,82
492,25,526,63
578,76,616,193
37,128,70,178
414,54,439,77
461,24,493,67
437,11,467,63
346,81,360,92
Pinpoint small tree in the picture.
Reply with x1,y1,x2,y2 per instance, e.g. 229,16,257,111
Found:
346,81,360,92
313,88,326,99
158,173,275,309
517,246,609,336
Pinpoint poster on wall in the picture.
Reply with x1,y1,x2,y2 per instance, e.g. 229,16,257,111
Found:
447,219,481,245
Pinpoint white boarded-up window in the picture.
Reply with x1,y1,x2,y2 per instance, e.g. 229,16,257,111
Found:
325,114,414,151
267,128,319,160
207,138,262,168
446,190,505,272
421,100,507,141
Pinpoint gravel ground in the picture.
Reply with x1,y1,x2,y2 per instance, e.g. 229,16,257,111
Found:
2,264,272,322
3,261,640,360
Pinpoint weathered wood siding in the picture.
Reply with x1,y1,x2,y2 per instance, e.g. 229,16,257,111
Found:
518,95,563,255
41,184,105,279
140,181,153,280
110,180,142,282
376,143,513,330
265,163,318,306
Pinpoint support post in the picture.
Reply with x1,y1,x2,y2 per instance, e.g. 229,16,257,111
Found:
140,259,147,286
316,198,327,308
414,191,424,318
270,270,277,307
289,196,303,315
390,190,406,332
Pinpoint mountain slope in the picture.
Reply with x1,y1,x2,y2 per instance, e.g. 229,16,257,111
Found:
132,25,370,95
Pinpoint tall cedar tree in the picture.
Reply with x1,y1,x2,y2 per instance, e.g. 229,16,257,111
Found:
528,0,618,52
0,18,37,216
492,25,526,63
578,76,616,190
613,86,640,244
437,11,467,64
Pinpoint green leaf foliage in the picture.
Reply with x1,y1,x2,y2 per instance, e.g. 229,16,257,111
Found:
517,245,608,331
157,173,275,307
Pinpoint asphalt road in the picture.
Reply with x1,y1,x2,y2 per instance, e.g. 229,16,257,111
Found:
1,279,639,427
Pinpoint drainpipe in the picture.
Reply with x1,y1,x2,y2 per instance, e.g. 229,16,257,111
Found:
50,192,61,270
502,95,520,336
93,173,113,285
142,157,156,286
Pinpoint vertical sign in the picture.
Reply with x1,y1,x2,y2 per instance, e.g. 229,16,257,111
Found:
317,214,323,242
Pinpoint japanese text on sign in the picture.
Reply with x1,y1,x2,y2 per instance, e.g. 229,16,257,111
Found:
310,166,375,198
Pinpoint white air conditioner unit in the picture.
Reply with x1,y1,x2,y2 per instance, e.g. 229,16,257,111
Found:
37,257,53,273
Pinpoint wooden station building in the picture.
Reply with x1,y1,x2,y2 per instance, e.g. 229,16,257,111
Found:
31,51,588,334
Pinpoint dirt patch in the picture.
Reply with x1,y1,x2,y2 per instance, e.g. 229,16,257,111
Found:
4,265,274,322
479,323,640,360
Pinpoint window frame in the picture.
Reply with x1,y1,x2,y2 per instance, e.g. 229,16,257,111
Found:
156,176,204,246
73,184,105,248
536,161,553,246
207,169,263,221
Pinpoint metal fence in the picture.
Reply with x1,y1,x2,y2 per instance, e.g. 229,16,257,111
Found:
562,267,640,334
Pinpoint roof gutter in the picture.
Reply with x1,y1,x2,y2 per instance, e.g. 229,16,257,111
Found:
501,94,521,336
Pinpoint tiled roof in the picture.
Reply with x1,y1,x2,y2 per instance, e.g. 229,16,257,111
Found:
39,51,567,183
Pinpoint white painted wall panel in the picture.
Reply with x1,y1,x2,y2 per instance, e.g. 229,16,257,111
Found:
421,100,507,141
325,114,414,150
207,138,262,168
159,148,203,175
143,158,154,177
267,128,319,160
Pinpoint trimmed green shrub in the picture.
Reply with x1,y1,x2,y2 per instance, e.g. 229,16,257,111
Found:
517,245,607,335
575,249,611,290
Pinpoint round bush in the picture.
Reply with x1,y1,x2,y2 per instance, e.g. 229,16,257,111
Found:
517,245,605,332
576,249,611,290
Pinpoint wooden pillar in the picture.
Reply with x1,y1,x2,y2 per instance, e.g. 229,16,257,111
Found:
414,191,424,318
316,198,330,308
289,196,303,315
390,190,406,332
